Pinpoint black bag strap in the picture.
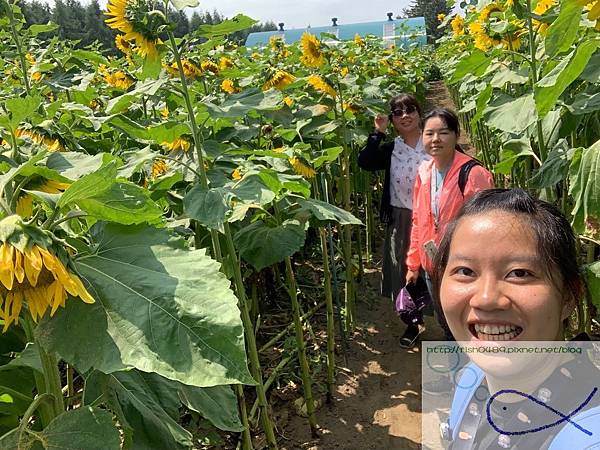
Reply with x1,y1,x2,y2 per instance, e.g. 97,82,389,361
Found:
458,159,482,196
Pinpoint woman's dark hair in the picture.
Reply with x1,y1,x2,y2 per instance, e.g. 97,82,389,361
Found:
431,188,584,310
423,108,460,136
389,93,423,117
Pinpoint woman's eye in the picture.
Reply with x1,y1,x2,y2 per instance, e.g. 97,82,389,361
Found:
455,267,475,277
507,269,532,279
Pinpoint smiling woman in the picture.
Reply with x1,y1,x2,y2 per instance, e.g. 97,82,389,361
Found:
429,189,600,450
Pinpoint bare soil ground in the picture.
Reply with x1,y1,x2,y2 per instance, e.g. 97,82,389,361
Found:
278,81,458,450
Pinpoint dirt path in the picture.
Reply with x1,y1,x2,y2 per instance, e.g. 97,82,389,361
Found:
280,81,457,450
282,269,445,450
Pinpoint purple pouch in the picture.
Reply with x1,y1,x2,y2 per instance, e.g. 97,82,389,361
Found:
395,287,416,314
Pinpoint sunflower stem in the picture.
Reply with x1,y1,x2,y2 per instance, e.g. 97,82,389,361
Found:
223,222,278,449
3,0,31,96
525,0,551,199
284,256,319,436
165,29,222,260
333,82,355,332
16,392,54,448
21,318,59,427
319,226,336,403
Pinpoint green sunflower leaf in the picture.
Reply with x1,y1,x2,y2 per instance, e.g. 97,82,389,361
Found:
234,220,306,271
0,406,120,450
36,223,253,388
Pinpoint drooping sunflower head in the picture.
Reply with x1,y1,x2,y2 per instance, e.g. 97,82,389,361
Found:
105,0,163,59
15,128,65,152
451,15,465,36
262,69,296,91
161,137,191,152
150,159,169,179
200,60,219,74
354,34,365,46
307,74,336,98
0,216,95,331
221,79,240,94
479,2,503,21
300,32,325,68
289,157,316,178
115,34,131,54
15,178,71,218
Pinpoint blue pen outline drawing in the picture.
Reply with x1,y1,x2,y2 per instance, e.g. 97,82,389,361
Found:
486,387,598,436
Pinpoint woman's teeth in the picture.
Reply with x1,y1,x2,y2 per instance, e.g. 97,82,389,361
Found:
473,323,523,341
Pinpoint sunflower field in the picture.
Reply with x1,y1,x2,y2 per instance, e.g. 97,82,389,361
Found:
0,0,435,447
436,0,600,333
3,0,600,447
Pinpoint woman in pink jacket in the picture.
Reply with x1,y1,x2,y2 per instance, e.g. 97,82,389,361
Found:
404,108,494,344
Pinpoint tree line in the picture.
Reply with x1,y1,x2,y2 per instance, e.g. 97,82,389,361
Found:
17,0,277,52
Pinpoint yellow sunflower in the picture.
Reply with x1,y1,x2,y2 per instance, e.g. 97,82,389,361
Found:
101,67,135,90
0,217,95,331
104,0,162,59
307,75,336,98
15,180,70,218
438,13,446,22
164,60,201,79
221,79,240,94
289,157,316,178
15,128,64,152
262,70,296,90
579,0,600,29
150,160,168,179
200,60,219,74
300,32,325,68
354,34,365,46
479,2,503,20
283,96,294,107
115,34,131,54
161,137,191,152
232,168,242,180
451,15,465,36
219,57,234,70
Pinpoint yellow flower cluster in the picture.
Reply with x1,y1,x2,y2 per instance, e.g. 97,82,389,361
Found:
300,32,325,68
579,0,600,29
533,0,557,32
263,70,296,90
451,15,465,36
150,160,168,179
283,96,294,107
469,21,500,51
16,180,71,218
201,60,219,74
0,242,95,331
164,60,202,79
354,34,365,46
219,57,234,70
289,157,316,178
307,75,336,98
15,128,64,152
221,79,240,94
161,137,191,152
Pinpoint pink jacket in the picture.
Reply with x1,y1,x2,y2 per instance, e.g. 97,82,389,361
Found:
406,151,494,274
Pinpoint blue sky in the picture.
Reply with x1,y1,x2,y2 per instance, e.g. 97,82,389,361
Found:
190,1,414,28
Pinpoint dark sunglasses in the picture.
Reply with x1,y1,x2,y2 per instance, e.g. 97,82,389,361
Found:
390,105,417,117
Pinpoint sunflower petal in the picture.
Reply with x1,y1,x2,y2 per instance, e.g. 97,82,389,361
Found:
70,274,95,304
0,243,14,290
14,250,24,283
50,281,65,316
24,246,42,287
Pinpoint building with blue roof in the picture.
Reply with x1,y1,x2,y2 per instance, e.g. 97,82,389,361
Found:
245,14,427,48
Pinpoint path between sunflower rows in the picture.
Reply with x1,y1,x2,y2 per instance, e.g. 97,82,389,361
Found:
280,82,456,450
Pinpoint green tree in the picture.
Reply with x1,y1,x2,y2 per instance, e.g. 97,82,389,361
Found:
403,0,451,43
